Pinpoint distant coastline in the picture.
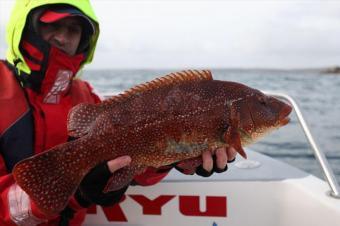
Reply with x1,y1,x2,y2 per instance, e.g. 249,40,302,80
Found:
322,66,340,74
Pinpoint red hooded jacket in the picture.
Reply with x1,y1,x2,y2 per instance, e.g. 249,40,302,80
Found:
0,60,171,225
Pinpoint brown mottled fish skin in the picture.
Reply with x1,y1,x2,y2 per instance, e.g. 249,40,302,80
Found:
12,70,292,215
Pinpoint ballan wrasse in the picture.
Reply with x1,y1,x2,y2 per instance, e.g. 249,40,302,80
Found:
13,70,292,215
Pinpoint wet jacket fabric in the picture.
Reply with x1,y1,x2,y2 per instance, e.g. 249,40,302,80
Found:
0,61,171,225
0,60,100,225
0,46,172,225
1,0,171,225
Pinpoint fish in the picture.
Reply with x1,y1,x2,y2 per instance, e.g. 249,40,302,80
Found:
12,70,292,215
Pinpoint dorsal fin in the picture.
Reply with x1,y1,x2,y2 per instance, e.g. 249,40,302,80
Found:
102,69,213,105
67,103,104,138
69,70,213,134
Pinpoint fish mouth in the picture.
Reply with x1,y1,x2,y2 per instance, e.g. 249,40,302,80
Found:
280,117,290,126
279,103,292,126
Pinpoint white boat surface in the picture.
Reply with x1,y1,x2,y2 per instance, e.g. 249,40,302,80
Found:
84,92,340,226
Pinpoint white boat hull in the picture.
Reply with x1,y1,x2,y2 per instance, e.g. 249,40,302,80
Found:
84,151,340,226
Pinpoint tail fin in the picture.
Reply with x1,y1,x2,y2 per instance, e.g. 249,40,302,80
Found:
12,139,90,216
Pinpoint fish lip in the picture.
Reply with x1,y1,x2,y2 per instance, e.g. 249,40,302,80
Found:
279,103,292,126
280,117,290,126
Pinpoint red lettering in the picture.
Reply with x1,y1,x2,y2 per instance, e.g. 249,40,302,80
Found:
87,194,227,221
179,196,227,217
101,195,128,222
129,195,175,215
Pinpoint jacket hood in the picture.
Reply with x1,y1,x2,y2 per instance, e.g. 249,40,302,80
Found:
6,0,100,75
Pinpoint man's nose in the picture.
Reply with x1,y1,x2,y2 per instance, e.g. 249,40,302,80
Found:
53,27,69,45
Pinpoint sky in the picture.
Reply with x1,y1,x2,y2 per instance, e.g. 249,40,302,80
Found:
1,0,340,69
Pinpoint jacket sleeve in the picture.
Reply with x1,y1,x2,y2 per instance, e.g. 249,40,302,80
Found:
132,165,174,186
83,80,102,103
0,81,100,225
0,154,55,225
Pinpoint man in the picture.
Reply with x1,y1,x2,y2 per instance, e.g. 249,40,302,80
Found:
0,0,236,225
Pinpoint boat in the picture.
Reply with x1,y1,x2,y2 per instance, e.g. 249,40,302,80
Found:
83,92,340,226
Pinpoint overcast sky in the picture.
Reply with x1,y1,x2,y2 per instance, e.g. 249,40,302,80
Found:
1,0,340,69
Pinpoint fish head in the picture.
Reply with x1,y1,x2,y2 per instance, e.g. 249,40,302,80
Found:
226,86,292,144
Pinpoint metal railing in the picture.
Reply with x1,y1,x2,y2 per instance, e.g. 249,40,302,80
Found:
264,91,340,199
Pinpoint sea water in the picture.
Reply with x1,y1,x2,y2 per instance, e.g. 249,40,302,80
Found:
83,69,340,183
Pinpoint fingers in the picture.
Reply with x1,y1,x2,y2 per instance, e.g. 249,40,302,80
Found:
107,156,131,174
202,150,214,172
201,147,237,173
227,146,237,162
215,147,228,170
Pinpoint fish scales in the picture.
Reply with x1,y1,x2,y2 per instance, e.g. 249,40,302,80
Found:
12,70,292,215
97,82,230,166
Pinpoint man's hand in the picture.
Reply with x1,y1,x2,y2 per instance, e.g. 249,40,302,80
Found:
75,156,131,207
201,146,237,172
107,156,131,173
175,147,237,177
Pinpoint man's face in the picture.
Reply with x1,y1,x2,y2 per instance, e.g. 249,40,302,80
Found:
39,17,82,56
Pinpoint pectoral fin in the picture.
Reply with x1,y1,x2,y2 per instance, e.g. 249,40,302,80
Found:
68,103,103,137
224,103,247,159
224,127,247,159
104,165,144,192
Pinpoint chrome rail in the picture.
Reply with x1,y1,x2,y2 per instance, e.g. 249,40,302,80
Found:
264,91,340,199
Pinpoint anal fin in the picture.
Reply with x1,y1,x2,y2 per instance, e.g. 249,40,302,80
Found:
104,165,144,192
